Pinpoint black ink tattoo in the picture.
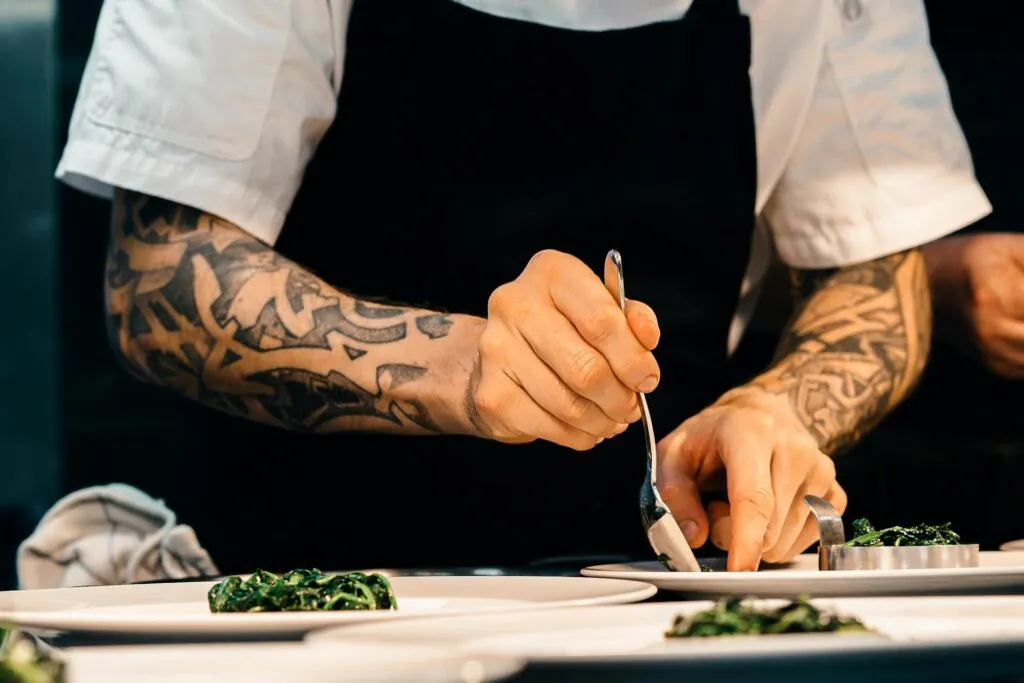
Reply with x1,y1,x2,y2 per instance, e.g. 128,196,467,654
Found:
752,250,932,455
104,190,457,434
416,314,454,340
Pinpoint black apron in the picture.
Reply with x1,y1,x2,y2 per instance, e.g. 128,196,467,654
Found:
194,0,756,574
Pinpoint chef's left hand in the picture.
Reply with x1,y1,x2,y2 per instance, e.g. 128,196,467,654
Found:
656,389,846,571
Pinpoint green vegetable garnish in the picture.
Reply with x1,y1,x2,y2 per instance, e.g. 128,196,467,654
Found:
844,518,960,548
666,595,869,638
0,627,64,683
207,568,397,613
656,553,714,572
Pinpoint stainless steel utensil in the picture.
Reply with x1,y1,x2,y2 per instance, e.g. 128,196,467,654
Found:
605,250,701,573
803,495,980,571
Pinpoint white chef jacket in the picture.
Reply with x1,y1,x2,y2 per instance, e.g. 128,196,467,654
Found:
56,0,991,351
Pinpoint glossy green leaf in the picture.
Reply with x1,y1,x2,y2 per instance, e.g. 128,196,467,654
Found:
207,569,397,613
666,595,869,638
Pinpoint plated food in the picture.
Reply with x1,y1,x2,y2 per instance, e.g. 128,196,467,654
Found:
0,627,63,683
208,569,397,613
665,595,868,638
845,519,961,548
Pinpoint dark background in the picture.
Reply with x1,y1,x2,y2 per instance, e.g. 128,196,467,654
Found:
1,1,1021,588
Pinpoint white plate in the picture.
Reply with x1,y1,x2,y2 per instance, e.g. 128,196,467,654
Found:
0,575,654,638
580,551,1024,597
307,596,1024,679
65,641,522,683
1001,539,1024,552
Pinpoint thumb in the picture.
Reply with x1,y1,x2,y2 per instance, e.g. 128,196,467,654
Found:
657,441,709,548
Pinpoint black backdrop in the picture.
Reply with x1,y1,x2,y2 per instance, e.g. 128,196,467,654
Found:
44,1,1024,581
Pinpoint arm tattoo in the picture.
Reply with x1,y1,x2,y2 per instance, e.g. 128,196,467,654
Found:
105,191,459,434
751,250,932,454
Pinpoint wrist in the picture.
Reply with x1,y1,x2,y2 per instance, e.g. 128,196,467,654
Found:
714,383,810,435
393,313,487,436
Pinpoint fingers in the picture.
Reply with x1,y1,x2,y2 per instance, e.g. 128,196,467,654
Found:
778,481,848,561
657,436,709,548
472,345,605,451
533,251,660,393
761,442,836,563
494,325,627,439
515,306,641,424
717,426,775,572
625,299,660,351
708,500,732,550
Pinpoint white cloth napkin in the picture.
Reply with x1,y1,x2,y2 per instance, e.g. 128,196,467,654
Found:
16,483,219,590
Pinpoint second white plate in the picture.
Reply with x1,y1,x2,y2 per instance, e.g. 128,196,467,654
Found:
307,596,1024,680
580,551,1024,597
0,575,655,638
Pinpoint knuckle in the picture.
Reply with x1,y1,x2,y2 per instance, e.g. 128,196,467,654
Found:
736,485,775,521
569,350,607,393
472,381,507,419
487,284,516,316
754,409,776,431
563,394,593,424
476,327,504,360
528,249,565,273
815,453,837,481
578,306,620,345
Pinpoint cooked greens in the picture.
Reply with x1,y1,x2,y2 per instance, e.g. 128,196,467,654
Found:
656,553,714,572
207,569,397,613
0,627,64,683
665,596,869,638
845,518,960,548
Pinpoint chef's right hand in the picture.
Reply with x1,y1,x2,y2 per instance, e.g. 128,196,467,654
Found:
467,249,661,450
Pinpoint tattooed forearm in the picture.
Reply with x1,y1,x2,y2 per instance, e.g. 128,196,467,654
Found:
104,189,483,435
749,249,932,454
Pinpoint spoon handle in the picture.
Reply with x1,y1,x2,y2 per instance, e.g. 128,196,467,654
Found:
604,250,659,480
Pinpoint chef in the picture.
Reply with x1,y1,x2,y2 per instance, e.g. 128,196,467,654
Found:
56,0,990,573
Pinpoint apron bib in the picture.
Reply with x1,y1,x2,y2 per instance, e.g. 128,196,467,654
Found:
195,0,757,573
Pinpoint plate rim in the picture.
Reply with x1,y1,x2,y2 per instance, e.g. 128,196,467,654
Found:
580,551,1024,583
0,575,657,636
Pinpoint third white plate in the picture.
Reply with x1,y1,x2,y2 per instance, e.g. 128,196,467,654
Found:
580,551,1024,597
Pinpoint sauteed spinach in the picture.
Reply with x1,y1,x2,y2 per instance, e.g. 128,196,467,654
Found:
845,518,960,548
208,568,397,613
666,595,868,638
0,628,64,683
656,553,714,572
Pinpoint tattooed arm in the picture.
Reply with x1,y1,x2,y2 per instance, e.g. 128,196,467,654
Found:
740,249,932,455
105,189,485,435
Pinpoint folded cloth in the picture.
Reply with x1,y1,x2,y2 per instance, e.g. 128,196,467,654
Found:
17,484,219,590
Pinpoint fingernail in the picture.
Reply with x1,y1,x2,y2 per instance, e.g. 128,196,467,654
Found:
637,376,659,393
613,422,629,435
681,520,700,544
596,437,605,444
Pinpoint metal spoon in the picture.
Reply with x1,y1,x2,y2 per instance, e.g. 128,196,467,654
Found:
604,250,701,573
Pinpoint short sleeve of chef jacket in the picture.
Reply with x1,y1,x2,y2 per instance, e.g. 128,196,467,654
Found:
55,0,347,246
763,0,990,269
57,0,991,267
